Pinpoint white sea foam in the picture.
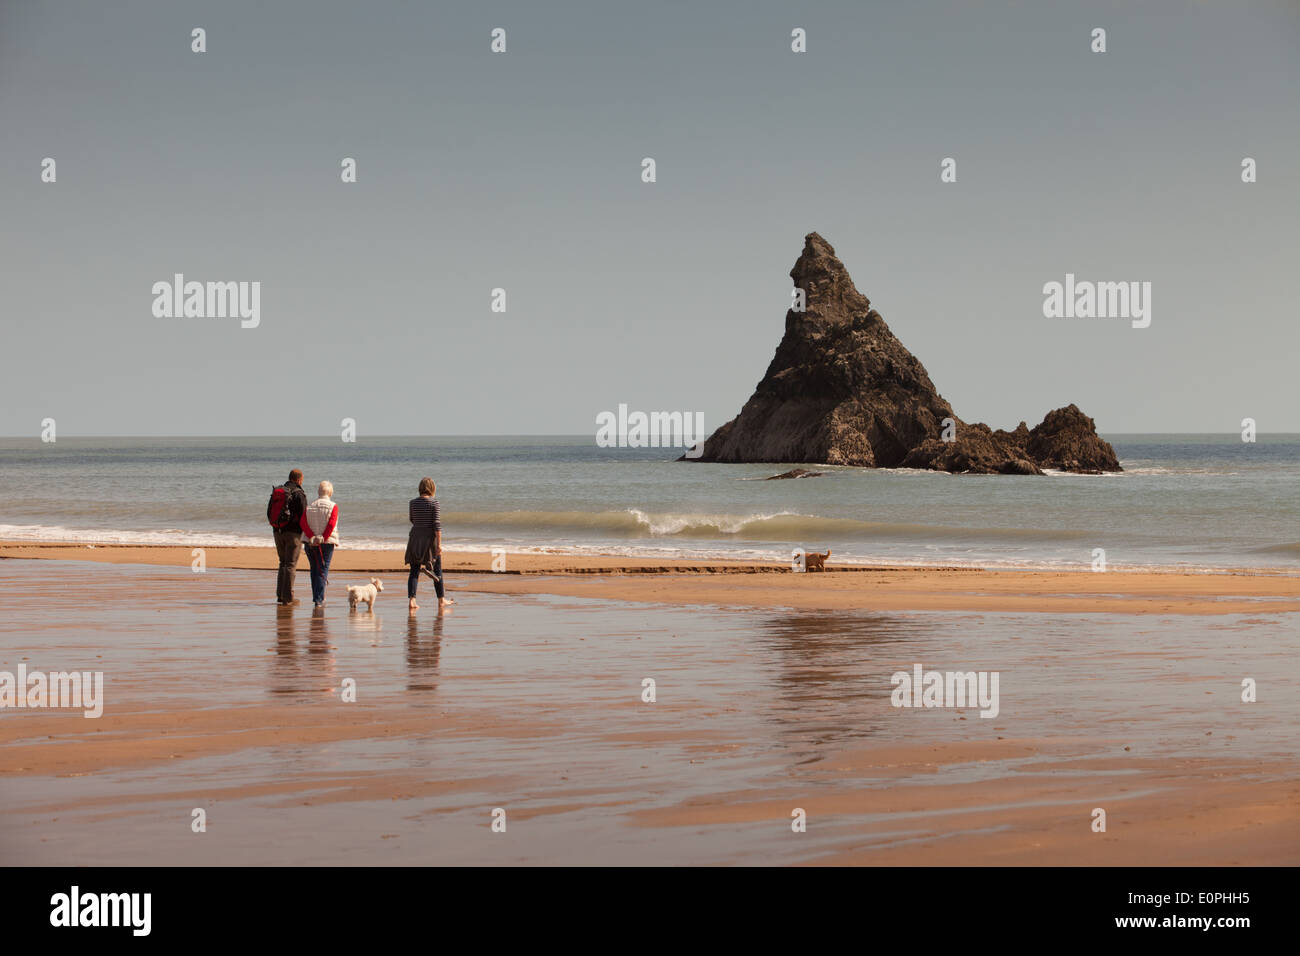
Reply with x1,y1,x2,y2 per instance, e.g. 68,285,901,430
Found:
0,524,402,551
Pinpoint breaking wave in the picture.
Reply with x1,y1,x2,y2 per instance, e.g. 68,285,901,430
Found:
445,509,1092,543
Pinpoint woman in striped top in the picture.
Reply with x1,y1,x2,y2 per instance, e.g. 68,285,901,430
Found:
405,476,454,610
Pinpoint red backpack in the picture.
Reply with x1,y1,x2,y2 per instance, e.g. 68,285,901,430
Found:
267,485,296,530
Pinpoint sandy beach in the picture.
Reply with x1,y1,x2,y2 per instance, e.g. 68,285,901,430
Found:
2,544,1296,865
4,540,1300,616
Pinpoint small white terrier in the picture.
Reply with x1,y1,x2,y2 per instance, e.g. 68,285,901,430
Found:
347,578,384,611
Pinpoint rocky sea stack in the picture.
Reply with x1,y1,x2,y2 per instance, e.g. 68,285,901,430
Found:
687,233,1120,475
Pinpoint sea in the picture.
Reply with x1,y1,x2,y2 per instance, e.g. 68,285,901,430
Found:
1,435,1296,572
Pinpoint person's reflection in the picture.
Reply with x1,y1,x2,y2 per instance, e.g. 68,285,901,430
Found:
270,604,336,696
307,604,337,692
307,603,331,655
274,604,297,660
406,607,444,692
270,605,299,696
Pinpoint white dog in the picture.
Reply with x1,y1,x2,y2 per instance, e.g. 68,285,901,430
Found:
347,578,384,611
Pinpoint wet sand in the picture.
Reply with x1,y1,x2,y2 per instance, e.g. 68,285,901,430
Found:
4,541,1300,616
1,556,1296,865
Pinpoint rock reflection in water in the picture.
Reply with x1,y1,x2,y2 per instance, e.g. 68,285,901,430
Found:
752,611,934,756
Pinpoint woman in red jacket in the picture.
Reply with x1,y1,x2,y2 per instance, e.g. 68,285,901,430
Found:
300,480,340,607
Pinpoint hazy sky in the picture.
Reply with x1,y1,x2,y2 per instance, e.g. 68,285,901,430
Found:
2,0,1297,436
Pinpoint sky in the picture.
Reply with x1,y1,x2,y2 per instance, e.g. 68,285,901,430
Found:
2,0,1298,436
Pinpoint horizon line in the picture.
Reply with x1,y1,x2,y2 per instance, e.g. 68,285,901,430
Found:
3,432,1296,440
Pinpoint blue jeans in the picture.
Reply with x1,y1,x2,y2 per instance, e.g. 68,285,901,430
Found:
306,543,334,604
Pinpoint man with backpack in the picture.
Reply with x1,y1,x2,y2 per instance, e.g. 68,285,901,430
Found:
267,468,308,605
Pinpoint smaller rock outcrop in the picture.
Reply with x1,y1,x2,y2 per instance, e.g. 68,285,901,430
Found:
901,406,1119,475
765,468,824,480
1025,404,1122,474
900,424,1042,476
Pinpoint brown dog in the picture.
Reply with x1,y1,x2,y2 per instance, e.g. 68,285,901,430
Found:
804,550,831,571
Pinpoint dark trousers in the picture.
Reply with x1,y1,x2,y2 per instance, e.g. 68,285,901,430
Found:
305,542,335,604
408,555,444,600
274,530,303,603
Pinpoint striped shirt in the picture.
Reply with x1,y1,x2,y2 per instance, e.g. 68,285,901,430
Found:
409,496,441,533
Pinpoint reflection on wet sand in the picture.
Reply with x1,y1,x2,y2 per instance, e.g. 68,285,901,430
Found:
406,610,444,692
752,612,937,757
270,604,336,696
345,606,386,643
